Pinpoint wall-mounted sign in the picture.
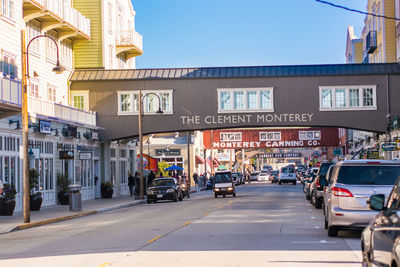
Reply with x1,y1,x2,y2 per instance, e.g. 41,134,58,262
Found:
155,149,181,156
79,152,92,160
258,153,302,158
216,153,231,161
333,148,343,156
382,143,397,151
62,125,77,138
60,150,74,160
92,131,99,140
367,150,380,159
39,120,51,134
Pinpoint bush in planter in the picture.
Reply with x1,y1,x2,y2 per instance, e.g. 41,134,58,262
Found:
0,183,17,216
101,181,114,198
29,169,42,211
57,173,70,205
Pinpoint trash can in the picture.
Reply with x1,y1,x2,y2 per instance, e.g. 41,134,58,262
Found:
69,185,82,212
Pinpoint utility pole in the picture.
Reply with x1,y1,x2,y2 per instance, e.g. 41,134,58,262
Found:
21,30,30,223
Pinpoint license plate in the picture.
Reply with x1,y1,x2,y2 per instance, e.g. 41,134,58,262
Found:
157,194,163,198
221,188,226,191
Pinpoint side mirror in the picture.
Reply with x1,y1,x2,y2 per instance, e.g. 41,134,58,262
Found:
368,194,385,211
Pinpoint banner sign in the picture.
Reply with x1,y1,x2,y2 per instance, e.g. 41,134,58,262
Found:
39,120,51,134
155,149,181,156
258,153,302,158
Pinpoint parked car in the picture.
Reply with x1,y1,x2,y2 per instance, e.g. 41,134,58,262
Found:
324,159,400,237
361,177,400,266
250,172,260,181
258,172,270,182
310,162,334,209
304,176,315,200
278,167,296,185
147,178,183,203
233,172,244,184
213,170,236,198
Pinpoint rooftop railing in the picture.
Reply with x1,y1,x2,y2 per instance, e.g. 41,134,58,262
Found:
117,29,143,51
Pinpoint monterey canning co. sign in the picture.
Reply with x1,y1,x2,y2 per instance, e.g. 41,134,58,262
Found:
203,128,339,149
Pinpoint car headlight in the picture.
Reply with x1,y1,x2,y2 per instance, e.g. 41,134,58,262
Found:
214,188,220,191
147,190,154,195
181,184,186,188
166,189,174,193
228,187,233,191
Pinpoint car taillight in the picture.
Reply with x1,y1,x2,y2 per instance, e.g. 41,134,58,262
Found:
331,187,354,197
316,179,320,188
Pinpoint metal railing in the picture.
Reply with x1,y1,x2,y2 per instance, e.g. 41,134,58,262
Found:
117,29,143,51
28,97,96,126
26,0,91,37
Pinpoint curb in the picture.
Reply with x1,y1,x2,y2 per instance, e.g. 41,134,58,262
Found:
10,200,146,233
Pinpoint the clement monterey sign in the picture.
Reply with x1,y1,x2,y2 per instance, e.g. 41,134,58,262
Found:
180,113,314,125
203,128,339,149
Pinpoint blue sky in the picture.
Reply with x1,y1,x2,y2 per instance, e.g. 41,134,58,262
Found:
132,0,366,69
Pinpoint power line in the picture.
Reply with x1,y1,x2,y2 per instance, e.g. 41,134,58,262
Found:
315,0,400,21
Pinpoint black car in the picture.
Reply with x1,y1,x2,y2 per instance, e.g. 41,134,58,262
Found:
361,177,400,266
146,178,183,203
310,162,334,209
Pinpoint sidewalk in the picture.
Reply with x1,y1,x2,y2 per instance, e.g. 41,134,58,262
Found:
0,188,200,235
0,196,146,235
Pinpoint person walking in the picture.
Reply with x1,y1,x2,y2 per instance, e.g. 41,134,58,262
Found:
147,170,156,186
128,172,134,196
134,172,140,197
193,172,198,188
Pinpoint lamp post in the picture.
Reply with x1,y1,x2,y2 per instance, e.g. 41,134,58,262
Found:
138,91,163,199
21,31,65,223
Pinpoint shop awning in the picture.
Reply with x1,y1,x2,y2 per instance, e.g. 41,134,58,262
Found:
195,155,205,165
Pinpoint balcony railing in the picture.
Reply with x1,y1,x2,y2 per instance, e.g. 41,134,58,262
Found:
0,77,21,107
24,0,91,37
366,31,377,54
117,29,143,52
28,97,96,126
0,61,17,78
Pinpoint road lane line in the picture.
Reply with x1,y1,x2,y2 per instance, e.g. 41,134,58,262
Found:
204,212,210,216
183,221,192,226
98,263,110,267
218,206,224,208
146,235,162,244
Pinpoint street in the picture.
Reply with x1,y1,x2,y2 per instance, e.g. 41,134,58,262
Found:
0,182,362,267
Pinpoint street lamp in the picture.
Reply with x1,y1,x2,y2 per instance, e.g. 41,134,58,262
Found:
21,31,65,223
138,91,163,199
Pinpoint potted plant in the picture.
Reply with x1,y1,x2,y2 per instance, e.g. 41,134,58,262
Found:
57,173,70,205
101,181,114,198
29,169,42,211
0,183,17,216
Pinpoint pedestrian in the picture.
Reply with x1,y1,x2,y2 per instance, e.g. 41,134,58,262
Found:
193,172,198,187
0,180,3,195
147,170,156,186
128,171,134,196
134,172,140,197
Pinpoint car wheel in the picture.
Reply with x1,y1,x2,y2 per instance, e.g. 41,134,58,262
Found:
324,215,328,229
293,181,296,185
362,249,373,267
311,191,316,206
315,196,323,209
187,193,190,198
279,181,282,185
179,192,183,201
306,192,311,200
223,194,226,198
327,226,339,237
173,193,178,202
147,199,152,204
214,193,217,198
233,192,236,197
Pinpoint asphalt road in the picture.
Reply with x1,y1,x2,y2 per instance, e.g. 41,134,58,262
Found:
0,182,362,267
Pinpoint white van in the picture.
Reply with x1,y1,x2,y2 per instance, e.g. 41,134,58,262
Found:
213,170,236,198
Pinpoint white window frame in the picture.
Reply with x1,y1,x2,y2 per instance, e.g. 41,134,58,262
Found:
319,85,377,111
71,91,89,111
117,90,173,115
220,132,242,142
2,50,16,77
299,131,321,141
217,88,274,113
259,132,281,141
1,0,15,23
47,84,56,102
29,79,39,98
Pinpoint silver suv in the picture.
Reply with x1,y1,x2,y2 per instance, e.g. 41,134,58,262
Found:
324,159,400,237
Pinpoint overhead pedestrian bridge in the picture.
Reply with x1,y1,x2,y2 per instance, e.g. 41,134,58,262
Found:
70,63,400,141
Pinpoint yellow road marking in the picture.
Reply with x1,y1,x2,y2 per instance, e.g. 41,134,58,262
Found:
219,206,224,209
98,263,110,267
183,221,192,226
147,235,162,244
229,201,233,204
204,212,210,216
